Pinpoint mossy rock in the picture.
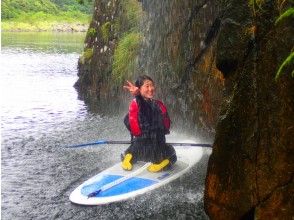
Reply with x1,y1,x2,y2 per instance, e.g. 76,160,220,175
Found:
86,27,97,38
101,21,111,42
79,48,94,64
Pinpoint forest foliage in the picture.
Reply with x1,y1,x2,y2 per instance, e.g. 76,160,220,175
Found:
2,0,93,19
2,0,94,31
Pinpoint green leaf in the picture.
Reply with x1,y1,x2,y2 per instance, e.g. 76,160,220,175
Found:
275,52,294,81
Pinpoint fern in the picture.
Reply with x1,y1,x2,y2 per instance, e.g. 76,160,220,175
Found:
112,32,142,83
275,7,294,25
275,52,294,80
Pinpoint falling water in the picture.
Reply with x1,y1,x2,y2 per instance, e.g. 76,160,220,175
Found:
1,32,210,219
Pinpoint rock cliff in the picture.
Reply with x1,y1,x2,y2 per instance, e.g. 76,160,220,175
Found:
204,1,293,219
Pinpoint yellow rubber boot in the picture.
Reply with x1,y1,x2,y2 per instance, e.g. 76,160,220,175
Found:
122,153,133,171
148,159,170,173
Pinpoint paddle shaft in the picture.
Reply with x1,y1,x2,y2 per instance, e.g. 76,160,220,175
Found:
67,140,212,148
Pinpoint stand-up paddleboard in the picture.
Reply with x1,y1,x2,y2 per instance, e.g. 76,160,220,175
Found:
69,145,203,205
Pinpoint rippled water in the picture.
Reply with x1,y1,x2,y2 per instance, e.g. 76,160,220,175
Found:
1,32,210,219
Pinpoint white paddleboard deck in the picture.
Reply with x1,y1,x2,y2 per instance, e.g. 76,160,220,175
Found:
69,146,203,205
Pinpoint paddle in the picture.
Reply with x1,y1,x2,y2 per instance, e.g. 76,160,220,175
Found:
66,140,212,148
87,162,151,198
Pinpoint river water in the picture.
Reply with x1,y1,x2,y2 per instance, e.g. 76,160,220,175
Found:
1,32,210,220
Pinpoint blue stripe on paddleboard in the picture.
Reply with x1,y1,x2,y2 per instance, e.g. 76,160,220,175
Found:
81,174,157,197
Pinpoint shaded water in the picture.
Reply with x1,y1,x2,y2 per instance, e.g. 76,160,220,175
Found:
1,32,210,219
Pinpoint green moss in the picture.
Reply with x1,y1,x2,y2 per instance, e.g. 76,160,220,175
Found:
122,0,142,28
79,48,93,64
248,0,267,14
86,27,97,38
101,21,111,41
112,32,142,83
248,0,265,6
275,52,294,80
275,7,294,25
113,0,142,34
110,0,143,83
112,19,121,35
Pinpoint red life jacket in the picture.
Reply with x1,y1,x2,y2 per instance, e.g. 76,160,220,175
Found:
124,96,170,137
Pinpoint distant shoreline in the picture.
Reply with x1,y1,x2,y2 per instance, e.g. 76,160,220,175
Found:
2,21,89,32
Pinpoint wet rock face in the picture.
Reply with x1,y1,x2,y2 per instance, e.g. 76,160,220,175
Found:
204,0,294,219
74,0,121,101
76,0,224,138
139,0,224,138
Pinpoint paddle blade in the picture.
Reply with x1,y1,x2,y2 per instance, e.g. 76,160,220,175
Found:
87,190,101,198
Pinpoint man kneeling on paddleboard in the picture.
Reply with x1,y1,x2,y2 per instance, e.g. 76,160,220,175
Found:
122,75,177,172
